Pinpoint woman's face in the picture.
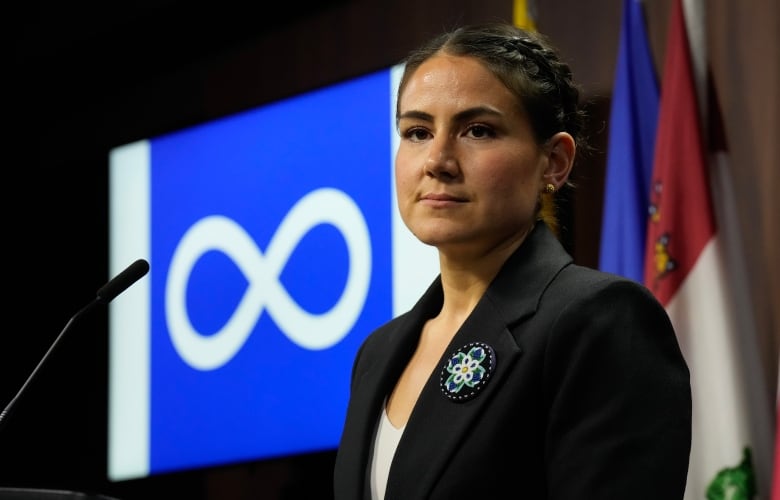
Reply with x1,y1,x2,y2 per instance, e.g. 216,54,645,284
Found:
395,53,550,258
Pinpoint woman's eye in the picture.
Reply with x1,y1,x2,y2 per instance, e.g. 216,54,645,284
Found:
404,127,431,141
466,124,496,139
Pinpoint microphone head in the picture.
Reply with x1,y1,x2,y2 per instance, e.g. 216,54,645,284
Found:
96,259,150,304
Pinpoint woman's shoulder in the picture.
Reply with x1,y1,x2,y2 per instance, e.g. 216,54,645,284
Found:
557,262,648,290
549,262,665,312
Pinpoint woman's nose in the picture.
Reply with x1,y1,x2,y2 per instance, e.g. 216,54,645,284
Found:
423,136,459,179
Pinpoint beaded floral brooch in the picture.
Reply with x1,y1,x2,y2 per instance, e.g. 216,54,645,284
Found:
439,341,496,402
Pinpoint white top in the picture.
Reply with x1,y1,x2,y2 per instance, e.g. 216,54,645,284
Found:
369,403,406,500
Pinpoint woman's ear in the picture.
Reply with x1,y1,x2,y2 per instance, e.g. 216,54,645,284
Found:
542,132,576,189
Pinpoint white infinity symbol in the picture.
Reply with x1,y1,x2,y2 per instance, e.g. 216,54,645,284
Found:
165,188,372,370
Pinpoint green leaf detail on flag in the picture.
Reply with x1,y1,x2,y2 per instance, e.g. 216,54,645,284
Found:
705,447,757,500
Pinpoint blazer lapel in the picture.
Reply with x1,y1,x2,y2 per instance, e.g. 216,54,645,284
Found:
384,296,522,499
336,279,445,499
385,223,573,499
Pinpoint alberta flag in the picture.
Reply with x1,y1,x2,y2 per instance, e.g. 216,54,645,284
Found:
601,0,774,497
598,0,659,283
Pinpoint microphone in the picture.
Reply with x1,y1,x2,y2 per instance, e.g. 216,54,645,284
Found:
0,259,150,430
96,258,150,304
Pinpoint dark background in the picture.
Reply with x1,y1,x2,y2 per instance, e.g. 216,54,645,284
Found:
2,0,777,499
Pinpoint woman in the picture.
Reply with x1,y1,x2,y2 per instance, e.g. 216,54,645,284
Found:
334,23,691,499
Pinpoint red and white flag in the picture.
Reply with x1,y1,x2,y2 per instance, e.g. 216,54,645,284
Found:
644,0,773,497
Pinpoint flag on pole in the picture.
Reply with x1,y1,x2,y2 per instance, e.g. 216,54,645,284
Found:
645,0,771,497
513,0,537,31
598,0,659,283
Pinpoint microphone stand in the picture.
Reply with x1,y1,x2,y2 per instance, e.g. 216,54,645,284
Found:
0,298,99,431
0,258,149,431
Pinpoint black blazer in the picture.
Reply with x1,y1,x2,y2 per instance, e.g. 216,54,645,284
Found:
334,223,691,499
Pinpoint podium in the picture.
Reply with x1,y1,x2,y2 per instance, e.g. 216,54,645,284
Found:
0,489,120,500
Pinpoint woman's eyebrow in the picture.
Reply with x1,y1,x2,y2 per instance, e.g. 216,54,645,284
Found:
397,109,433,124
397,106,502,125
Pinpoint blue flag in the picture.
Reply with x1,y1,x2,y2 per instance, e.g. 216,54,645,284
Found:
598,0,659,283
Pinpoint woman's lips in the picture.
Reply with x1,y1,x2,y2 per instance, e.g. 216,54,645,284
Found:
420,192,467,206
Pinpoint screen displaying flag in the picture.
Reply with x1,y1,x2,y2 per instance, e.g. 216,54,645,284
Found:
107,64,439,481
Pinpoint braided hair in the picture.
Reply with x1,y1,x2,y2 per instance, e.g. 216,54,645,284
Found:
396,23,587,234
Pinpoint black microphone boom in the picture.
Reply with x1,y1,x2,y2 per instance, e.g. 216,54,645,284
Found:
0,259,150,430
96,258,150,304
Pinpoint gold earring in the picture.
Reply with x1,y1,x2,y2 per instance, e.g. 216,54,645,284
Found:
544,183,556,194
